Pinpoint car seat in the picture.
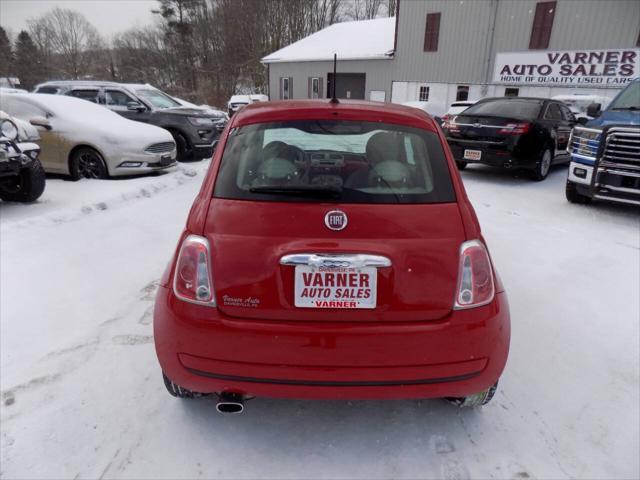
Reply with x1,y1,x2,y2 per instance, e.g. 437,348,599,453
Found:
253,141,301,185
346,132,413,188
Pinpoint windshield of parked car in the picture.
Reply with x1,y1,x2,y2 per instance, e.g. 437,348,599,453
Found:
133,88,181,109
608,82,640,110
214,120,455,204
461,99,542,118
34,86,61,94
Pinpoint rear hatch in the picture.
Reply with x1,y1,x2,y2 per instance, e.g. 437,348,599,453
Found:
206,118,465,322
206,201,464,322
449,98,542,142
450,115,517,142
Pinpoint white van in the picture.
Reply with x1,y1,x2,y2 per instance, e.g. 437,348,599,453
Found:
227,94,268,116
552,94,611,122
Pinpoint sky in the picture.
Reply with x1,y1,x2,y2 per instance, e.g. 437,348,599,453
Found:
0,0,159,38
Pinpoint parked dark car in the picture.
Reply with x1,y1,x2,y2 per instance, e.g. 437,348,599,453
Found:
34,81,227,162
444,97,575,180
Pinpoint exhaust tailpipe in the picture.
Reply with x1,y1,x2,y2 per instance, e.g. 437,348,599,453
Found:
216,393,244,414
503,162,512,169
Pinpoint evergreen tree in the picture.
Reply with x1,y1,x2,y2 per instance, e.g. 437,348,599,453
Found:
14,31,43,90
0,27,14,78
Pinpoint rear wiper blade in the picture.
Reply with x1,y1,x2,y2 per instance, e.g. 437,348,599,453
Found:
249,185,342,197
611,106,640,111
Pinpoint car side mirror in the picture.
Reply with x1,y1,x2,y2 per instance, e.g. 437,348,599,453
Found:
127,101,145,112
30,116,52,130
586,103,601,118
433,116,443,125
576,116,589,125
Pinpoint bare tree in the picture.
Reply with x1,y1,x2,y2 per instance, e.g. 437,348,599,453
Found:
364,0,383,19
346,0,382,20
386,0,397,17
19,0,354,106
308,0,343,31
28,8,103,79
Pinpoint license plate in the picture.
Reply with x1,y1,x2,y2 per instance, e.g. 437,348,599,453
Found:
463,149,482,161
294,266,377,309
160,155,172,166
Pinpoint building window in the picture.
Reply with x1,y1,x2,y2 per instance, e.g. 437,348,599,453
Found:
456,86,469,101
505,87,519,97
281,77,291,99
309,77,320,99
419,86,430,102
423,12,441,52
529,1,556,49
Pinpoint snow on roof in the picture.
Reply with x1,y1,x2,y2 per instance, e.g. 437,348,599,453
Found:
9,93,123,120
2,93,173,143
262,17,395,64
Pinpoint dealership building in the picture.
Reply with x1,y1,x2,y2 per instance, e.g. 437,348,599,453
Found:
262,0,640,114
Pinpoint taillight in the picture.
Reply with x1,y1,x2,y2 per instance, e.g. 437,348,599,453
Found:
499,122,530,135
454,240,495,309
173,234,216,306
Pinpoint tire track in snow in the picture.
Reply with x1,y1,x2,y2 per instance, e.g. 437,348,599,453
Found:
1,279,160,415
0,164,204,232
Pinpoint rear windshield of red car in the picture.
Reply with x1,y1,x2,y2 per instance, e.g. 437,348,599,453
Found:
213,120,456,204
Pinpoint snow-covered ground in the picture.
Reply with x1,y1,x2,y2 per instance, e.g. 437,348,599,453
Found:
1,161,638,479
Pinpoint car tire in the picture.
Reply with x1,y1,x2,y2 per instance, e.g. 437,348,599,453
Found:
171,131,193,162
69,147,108,180
446,382,498,408
565,180,592,204
0,159,46,203
531,148,552,181
456,161,468,171
162,372,203,399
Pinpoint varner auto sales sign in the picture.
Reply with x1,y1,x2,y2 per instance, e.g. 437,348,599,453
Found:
493,49,639,87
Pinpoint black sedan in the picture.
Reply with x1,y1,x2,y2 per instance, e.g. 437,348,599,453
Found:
444,97,576,180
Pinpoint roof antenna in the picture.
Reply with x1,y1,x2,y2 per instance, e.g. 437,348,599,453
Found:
330,53,339,104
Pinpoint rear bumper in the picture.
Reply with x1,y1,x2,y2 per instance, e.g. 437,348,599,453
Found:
154,286,510,400
447,139,535,169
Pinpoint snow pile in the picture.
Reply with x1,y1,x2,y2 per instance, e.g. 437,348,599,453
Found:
262,17,395,63
0,162,207,230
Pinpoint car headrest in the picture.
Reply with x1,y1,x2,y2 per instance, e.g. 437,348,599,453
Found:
366,132,400,165
262,141,296,162
257,157,298,180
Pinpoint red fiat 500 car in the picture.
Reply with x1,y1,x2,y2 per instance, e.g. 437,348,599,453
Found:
154,100,510,413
